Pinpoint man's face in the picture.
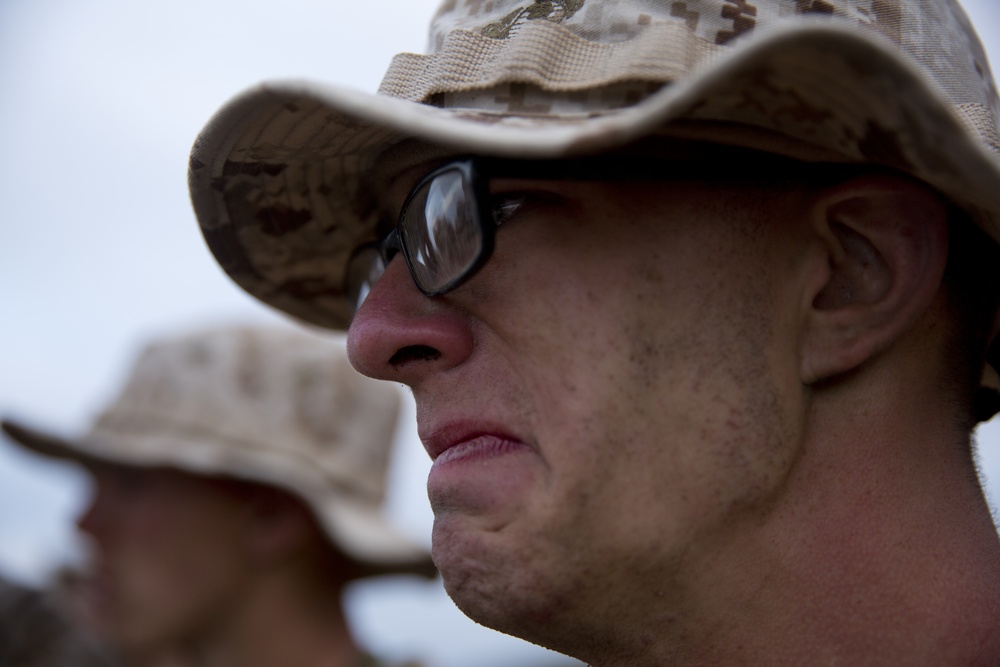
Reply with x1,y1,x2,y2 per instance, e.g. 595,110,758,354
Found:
76,465,255,654
348,168,810,651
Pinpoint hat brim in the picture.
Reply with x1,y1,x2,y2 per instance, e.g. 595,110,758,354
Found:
189,22,1000,330
1,418,436,579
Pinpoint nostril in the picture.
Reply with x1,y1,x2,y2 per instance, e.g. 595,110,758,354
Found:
389,345,442,368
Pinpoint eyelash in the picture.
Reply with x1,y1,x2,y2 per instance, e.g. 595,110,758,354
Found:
490,194,527,226
488,190,562,227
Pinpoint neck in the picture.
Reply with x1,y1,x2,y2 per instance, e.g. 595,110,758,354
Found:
593,357,1000,666
182,572,362,667
687,409,999,665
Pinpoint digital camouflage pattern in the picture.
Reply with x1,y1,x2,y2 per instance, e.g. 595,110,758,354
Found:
188,0,1000,383
478,0,586,39
393,0,997,139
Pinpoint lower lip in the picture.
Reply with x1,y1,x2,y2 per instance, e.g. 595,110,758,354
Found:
427,435,536,512
431,434,528,469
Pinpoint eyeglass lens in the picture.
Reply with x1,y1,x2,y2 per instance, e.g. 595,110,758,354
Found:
346,246,386,314
346,162,485,314
402,167,482,294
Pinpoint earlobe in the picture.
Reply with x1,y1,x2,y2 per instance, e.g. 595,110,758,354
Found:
800,174,949,384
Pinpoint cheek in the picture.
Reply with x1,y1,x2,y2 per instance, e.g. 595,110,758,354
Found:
526,259,795,540
470,187,797,508
105,505,249,645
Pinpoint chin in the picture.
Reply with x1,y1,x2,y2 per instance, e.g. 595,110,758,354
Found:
432,518,583,654
445,573,597,663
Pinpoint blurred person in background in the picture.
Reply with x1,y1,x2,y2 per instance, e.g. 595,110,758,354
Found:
2,326,436,667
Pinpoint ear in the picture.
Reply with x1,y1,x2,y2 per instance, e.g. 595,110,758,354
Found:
800,173,948,384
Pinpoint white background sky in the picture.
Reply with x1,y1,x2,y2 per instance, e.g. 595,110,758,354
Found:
1,2,999,667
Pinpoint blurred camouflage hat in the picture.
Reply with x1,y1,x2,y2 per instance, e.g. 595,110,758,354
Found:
1,326,435,578
188,0,1000,318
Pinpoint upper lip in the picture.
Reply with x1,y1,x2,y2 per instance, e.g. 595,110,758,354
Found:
419,420,524,461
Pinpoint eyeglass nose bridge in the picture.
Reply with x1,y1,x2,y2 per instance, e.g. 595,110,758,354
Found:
379,228,404,264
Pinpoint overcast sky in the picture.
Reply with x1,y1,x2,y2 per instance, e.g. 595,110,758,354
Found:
1,2,999,667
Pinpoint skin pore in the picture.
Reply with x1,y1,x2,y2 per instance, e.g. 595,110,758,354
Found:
349,166,1000,666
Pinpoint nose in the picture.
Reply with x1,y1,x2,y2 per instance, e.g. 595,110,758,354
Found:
76,470,118,540
76,485,107,539
348,256,474,387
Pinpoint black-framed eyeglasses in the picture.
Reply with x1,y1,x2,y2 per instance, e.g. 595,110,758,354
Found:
346,159,496,312
345,150,836,316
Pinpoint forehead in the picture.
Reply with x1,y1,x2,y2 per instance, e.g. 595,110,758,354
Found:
377,142,818,202
384,135,828,183
361,143,853,271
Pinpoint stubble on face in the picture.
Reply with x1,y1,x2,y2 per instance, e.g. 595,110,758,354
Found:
429,179,806,658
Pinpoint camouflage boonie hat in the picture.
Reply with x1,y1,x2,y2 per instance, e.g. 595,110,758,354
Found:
188,0,1000,397
1,326,435,578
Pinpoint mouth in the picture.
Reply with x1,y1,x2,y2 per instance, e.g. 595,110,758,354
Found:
433,434,527,466
422,422,539,515
421,423,532,466
70,568,115,617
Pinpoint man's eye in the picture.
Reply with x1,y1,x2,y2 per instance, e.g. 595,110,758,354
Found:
490,190,566,227
491,195,527,226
